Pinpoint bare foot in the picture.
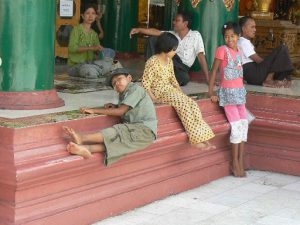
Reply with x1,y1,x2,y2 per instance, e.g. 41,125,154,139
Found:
240,170,247,177
231,161,241,177
262,80,276,88
283,80,292,88
192,141,216,151
63,126,82,144
273,80,285,88
230,165,239,177
66,142,92,159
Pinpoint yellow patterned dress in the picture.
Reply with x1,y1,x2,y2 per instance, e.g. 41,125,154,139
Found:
142,55,215,144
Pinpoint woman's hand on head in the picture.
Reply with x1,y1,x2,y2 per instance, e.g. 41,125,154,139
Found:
96,11,103,22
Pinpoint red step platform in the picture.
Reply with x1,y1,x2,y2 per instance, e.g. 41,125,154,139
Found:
0,94,300,225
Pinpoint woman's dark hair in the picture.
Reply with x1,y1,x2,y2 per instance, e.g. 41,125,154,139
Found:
80,4,97,23
177,11,193,29
239,16,253,29
155,32,179,54
81,3,97,14
222,22,241,37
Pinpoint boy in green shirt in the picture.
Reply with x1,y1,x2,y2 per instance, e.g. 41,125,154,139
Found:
63,68,157,165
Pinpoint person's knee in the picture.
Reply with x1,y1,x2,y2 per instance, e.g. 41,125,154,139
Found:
175,70,190,86
180,76,190,86
278,44,289,53
103,48,116,59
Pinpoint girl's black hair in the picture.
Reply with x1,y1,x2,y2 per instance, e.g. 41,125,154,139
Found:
155,32,179,54
239,16,253,29
222,22,241,37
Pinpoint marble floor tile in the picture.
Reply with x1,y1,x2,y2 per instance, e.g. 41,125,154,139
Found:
256,215,300,225
282,180,300,192
253,173,300,188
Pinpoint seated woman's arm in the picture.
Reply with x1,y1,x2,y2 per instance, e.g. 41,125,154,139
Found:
209,58,221,102
77,45,103,53
142,59,160,103
170,69,182,92
95,11,104,40
249,53,264,63
69,26,103,53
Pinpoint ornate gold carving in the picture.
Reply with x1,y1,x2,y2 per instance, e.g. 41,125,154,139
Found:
175,0,181,6
223,0,235,11
253,21,298,56
255,0,272,13
175,0,201,8
191,0,201,8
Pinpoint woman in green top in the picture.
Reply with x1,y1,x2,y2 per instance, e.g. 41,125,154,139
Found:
67,4,113,78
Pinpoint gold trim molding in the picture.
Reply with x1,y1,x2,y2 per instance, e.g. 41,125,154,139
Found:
223,0,235,11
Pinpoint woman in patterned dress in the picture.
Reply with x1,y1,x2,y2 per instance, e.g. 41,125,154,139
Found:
142,32,215,150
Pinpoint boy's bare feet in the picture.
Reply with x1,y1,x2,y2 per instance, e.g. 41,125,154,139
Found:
67,142,92,159
63,126,82,144
192,141,216,150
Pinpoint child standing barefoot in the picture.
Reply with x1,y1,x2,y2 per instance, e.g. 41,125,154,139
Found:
142,32,215,150
63,68,157,166
209,22,248,177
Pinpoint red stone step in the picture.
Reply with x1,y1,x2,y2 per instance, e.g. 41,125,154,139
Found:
1,95,300,225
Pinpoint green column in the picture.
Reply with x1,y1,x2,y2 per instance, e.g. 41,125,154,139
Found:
163,0,178,30
0,0,56,91
179,0,239,69
0,0,63,109
101,0,138,52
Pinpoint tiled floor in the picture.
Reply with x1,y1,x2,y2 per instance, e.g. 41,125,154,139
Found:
93,170,300,225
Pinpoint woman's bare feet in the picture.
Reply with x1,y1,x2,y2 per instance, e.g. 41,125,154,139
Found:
192,141,216,150
273,80,285,88
263,80,290,88
66,142,92,159
262,80,276,88
63,126,82,144
283,79,292,88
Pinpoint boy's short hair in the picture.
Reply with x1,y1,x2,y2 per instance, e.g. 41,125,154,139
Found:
177,11,193,29
155,32,179,54
106,68,130,87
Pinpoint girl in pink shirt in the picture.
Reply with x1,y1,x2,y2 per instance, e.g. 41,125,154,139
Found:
209,22,248,177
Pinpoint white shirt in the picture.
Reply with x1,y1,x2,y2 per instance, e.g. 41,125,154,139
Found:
169,30,205,67
237,37,256,65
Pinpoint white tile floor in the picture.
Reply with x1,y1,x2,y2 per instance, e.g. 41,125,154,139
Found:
93,170,300,225
1,80,300,119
